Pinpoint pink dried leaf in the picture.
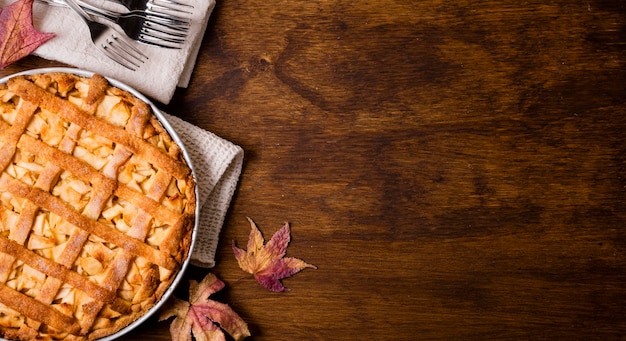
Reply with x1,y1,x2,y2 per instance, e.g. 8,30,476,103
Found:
232,217,317,292
159,273,251,341
0,0,55,68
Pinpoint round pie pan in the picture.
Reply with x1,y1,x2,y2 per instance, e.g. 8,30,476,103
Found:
0,67,199,341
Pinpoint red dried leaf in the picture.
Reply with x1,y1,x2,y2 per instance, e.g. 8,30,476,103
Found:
232,217,317,292
159,273,251,341
0,0,54,68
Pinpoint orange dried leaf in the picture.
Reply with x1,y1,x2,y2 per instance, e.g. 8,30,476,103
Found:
232,217,317,292
0,0,54,68
159,273,251,341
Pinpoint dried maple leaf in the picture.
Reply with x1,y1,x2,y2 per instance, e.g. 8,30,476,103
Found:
159,273,251,341
0,0,54,68
232,217,317,292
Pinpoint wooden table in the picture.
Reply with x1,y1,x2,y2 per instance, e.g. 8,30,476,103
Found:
2,0,626,339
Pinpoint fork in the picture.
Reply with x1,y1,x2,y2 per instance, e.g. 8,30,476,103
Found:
107,15,187,48
61,0,148,70
78,1,189,48
41,0,189,49
40,0,191,27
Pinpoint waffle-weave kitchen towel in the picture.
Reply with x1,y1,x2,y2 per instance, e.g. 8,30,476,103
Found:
164,113,244,268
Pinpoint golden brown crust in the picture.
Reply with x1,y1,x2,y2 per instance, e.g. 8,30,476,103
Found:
0,72,196,340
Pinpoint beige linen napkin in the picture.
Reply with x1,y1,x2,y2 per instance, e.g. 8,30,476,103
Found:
163,113,244,268
1,0,215,104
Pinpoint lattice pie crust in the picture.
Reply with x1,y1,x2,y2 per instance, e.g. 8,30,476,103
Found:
0,72,196,340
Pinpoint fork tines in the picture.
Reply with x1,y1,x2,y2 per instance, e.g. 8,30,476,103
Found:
101,35,149,70
138,21,188,49
138,33,184,49
145,11,192,27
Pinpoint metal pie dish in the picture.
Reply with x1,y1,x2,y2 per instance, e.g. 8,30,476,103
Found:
0,67,199,341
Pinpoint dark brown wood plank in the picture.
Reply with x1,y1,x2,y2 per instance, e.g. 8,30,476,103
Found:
2,0,626,339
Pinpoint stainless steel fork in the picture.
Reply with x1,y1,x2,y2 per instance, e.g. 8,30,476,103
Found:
80,5,189,48
41,0,189,49
41,0,191,26
85,4,189,48
61,0,148,70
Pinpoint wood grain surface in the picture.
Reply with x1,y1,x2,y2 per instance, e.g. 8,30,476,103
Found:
2,0,626,340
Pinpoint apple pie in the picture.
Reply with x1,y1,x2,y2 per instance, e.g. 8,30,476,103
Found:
0,71,196,340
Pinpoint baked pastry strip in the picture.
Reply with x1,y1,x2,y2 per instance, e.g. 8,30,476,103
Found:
0,282,80,333
1,177,177,270
8,77,190,180
17,135,183,226
74,85,177,335
0,95,92,330
27,116,118,333
0,92,86,333
0,100,38,172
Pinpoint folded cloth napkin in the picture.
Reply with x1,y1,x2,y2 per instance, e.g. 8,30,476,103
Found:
4,0,215,104
163,113,244,268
